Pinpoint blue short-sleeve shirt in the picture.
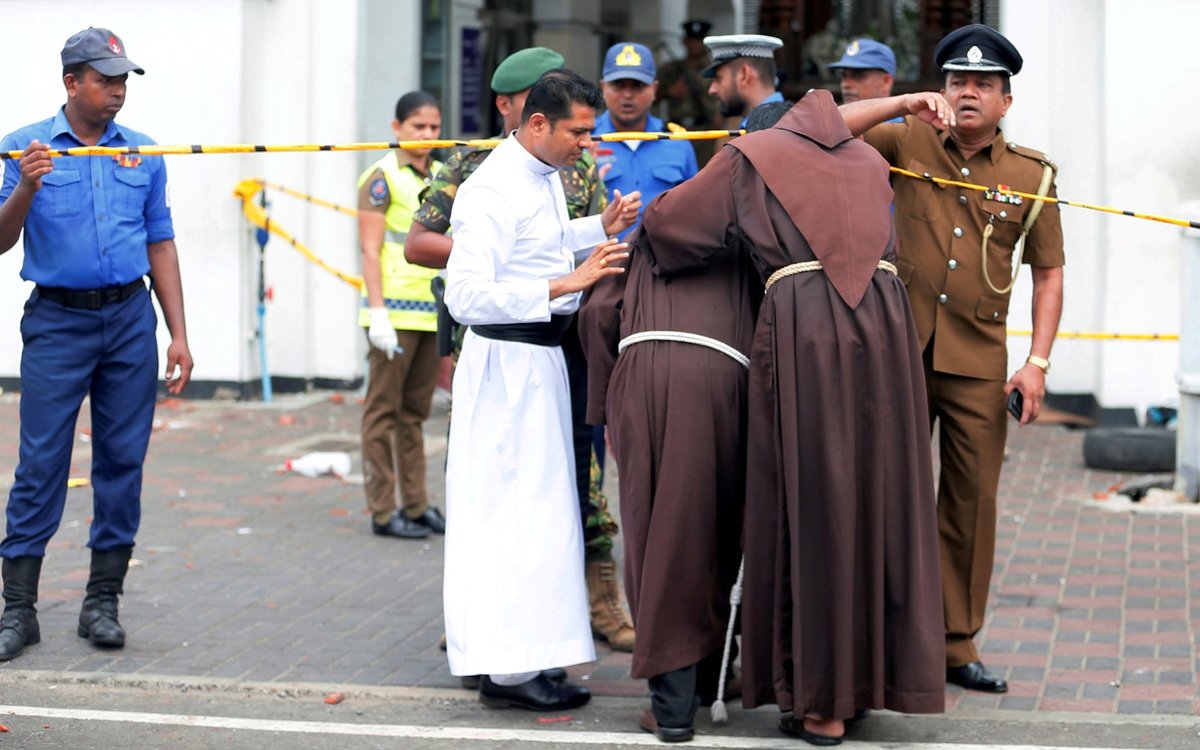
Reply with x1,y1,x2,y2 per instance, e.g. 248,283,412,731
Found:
592,112,698,241
0,107,174,289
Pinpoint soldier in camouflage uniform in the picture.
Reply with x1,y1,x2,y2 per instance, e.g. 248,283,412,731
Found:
406,49,635,655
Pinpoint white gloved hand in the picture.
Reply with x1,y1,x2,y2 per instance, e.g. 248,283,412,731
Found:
367,306,400,360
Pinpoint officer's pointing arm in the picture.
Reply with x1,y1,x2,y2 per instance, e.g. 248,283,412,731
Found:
839,93,954,137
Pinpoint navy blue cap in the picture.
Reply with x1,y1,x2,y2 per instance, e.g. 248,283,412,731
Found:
827,39,896,75
61,28,144,76
934,24,1022,76
602,43,656,84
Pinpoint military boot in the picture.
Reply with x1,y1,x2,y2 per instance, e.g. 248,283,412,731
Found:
78,547,132,648
0,556,43,661
586,556,635,652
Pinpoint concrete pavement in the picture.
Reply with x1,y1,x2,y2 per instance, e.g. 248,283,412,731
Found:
0,388,1196,745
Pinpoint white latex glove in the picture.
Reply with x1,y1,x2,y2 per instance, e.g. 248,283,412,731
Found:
367,306,400,360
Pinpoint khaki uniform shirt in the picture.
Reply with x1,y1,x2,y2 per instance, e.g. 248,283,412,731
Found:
863,118,1065,381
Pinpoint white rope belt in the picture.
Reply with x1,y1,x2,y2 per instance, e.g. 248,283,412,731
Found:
764,259,898,291
617,330,749,369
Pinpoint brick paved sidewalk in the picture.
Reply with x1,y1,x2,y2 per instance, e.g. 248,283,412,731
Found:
0,391,1195,716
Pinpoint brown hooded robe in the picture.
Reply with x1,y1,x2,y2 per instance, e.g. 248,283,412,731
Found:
635,90,945,719
578,156,759,681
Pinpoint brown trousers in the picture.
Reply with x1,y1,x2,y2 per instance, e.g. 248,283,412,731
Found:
924,348,1008,667
361,329,440,518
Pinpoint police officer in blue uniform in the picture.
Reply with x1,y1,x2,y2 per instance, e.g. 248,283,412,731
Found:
0,28,192,661
594,42,698,240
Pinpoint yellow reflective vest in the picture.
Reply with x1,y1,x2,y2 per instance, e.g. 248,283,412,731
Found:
357,153,443,331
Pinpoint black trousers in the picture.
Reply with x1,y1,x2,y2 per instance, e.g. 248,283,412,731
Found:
649,646,735,728
561,315,593,525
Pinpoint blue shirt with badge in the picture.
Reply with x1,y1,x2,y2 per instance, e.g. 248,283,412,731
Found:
592,112,697,241
0,107,173,289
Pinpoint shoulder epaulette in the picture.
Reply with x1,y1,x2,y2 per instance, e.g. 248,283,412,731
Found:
1006,141,1057,171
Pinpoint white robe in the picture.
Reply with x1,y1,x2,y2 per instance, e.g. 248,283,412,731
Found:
443,135,606,677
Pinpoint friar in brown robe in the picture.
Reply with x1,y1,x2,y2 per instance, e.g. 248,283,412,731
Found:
578,148,760,738
635,89,946,743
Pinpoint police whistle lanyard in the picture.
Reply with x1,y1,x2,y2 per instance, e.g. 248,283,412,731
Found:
980,163,1054,295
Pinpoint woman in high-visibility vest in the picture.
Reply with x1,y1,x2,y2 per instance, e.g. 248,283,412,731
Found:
358,91,446,539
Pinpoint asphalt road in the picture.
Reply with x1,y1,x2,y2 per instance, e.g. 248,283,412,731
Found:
1,672,1197,750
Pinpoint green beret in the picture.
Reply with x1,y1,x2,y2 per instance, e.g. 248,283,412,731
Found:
491,47,565,94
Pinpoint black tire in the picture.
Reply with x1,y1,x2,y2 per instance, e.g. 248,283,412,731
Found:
1082,427,1176,473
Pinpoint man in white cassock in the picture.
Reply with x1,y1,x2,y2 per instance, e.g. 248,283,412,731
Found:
443,69,642,712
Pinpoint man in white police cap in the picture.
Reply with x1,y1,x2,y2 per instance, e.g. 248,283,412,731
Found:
827,38,896,104
702,34,784,128
843,22,1065,696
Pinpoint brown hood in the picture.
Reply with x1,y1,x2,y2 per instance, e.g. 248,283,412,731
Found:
729,90,893,309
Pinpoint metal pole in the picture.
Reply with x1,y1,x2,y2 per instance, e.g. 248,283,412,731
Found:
256,190,273,404
1174,200,1200,500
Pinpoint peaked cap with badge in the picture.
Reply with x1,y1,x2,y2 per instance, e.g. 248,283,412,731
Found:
682,19,712,40
701,33,783,78
934,23,1022,76
490,47,565,95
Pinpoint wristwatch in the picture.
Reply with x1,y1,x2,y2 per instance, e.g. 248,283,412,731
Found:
1026,355,1051,374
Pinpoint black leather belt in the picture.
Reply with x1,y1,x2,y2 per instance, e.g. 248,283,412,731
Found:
471,314,573,347
37,278,146,310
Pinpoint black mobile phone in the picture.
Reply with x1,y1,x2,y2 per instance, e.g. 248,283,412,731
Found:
1007,389,1024,420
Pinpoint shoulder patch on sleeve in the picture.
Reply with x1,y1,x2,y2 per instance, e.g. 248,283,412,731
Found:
1006,141,1057,171
367,176,389,207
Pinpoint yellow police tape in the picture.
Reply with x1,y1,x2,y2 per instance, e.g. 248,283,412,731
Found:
240,178,1184,343
233,179,363,290
3,131,741,160
10,129,1200,231
1007,330,1179,341
888,167,1200,231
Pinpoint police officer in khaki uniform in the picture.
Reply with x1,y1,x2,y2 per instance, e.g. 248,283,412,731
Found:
847,24,1065,693
358,92,447,540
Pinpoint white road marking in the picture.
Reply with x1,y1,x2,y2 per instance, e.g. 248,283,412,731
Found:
0,704,1148,749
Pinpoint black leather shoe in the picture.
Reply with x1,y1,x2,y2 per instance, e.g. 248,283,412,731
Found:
411,507,446,534
78,548,131,649
541,668,567,683
479,674,590,711
946,661,1008,693
640,706,694,743
372,513,430,539
0,608,39,661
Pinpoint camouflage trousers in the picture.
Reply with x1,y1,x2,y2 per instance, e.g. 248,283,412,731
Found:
449,326,618,559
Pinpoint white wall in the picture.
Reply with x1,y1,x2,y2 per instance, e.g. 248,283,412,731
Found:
0,0,423,390
1003,0,1199,414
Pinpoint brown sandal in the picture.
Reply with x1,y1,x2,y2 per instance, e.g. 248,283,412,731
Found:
778,714,843,746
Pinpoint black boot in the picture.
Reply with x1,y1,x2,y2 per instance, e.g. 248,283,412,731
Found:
78,547,132,648
0,556,43,661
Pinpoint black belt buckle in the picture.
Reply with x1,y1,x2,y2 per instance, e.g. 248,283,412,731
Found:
38,279,143,310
